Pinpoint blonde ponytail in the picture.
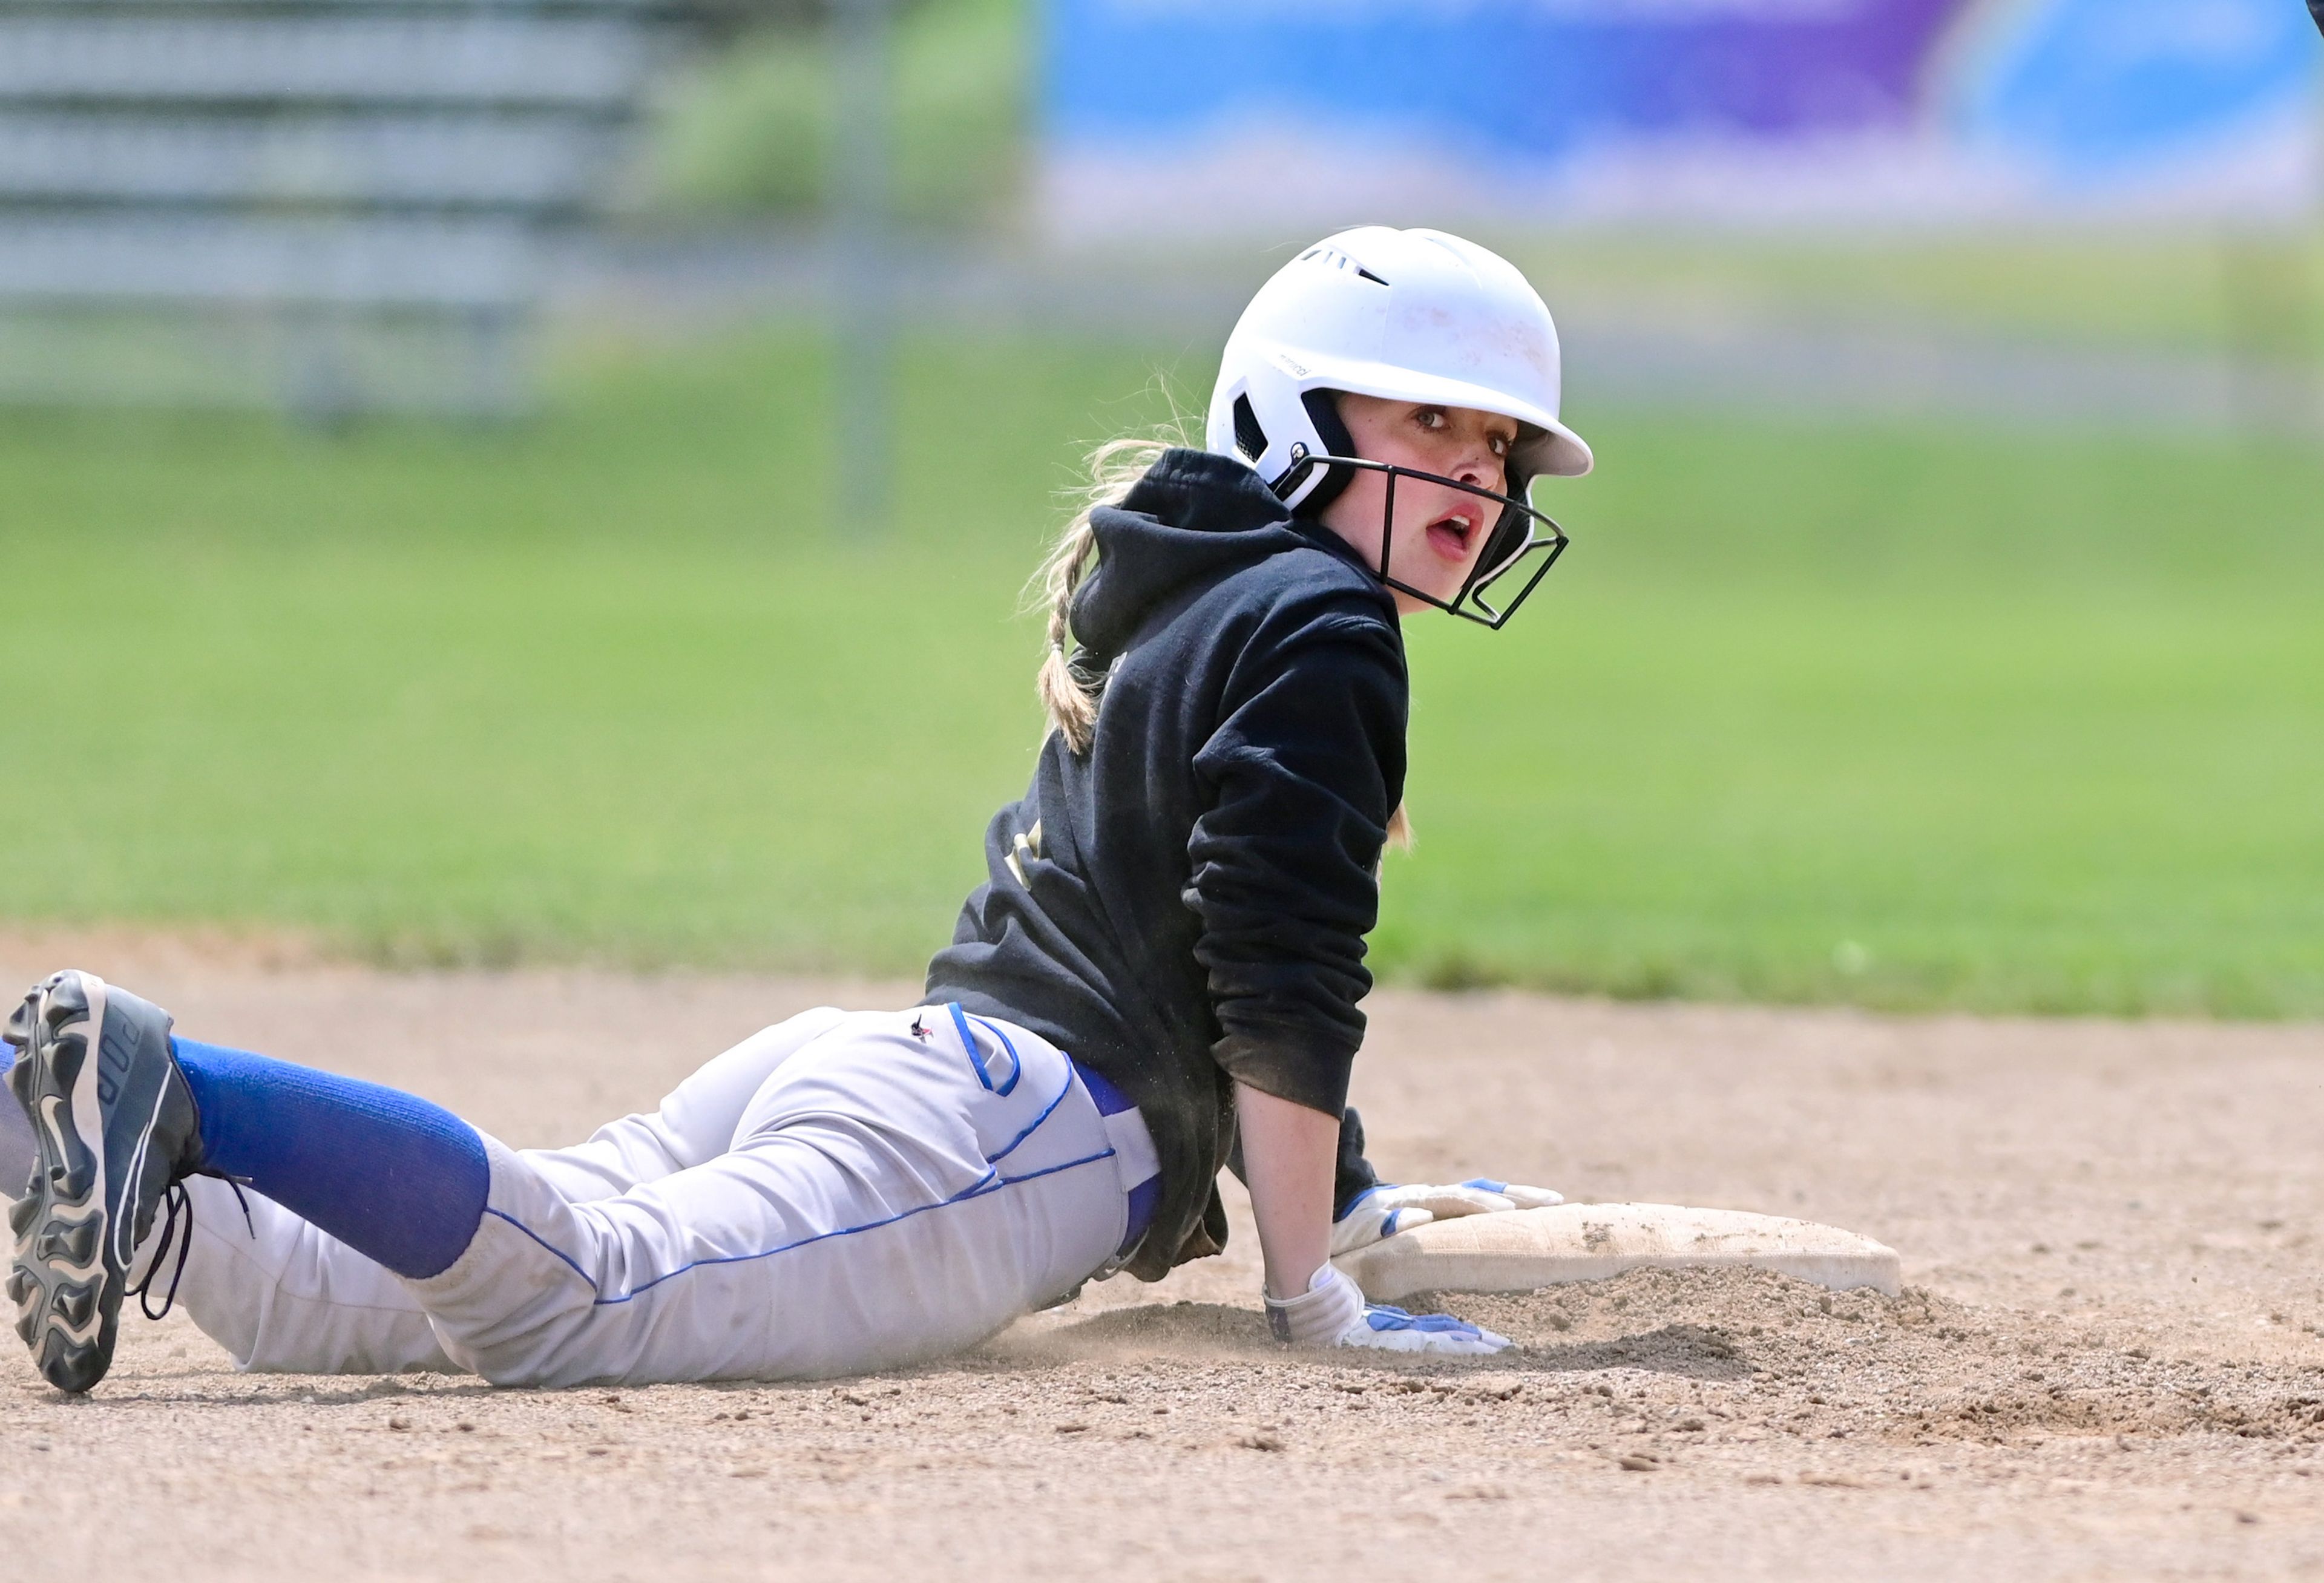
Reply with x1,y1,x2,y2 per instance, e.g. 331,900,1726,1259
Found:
1030,430,1186,752
1032,513,1102,753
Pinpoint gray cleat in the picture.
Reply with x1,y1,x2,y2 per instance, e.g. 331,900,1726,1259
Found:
4,970,205,1393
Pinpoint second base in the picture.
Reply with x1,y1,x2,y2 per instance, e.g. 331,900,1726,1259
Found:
1333,1202,1902,1302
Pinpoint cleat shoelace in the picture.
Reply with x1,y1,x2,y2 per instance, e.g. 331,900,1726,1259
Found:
125,1173,256,1323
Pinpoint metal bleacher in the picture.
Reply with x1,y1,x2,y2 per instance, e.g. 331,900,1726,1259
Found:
0,0,688,416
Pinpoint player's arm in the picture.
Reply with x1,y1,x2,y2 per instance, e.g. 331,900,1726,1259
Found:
1234,1080,1339,1301
1227,1103,1562,1257
1191,617,1506,1351
1235,1078,1510,1355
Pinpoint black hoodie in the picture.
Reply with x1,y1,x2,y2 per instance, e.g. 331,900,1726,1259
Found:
925,449,1404,1280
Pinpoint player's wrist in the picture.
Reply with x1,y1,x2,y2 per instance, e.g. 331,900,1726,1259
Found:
1263,1263,1363,1346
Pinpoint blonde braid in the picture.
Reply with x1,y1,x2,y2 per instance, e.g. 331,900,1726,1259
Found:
1032,515,1102,753
1029,432,1184,752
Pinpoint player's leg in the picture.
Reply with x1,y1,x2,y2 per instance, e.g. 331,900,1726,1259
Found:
406,1008,1147,1386
5,967,499,1388
11,972,1147,1389
176,1001,849,1243
148,1173,455,1375
514,1006,849,1203
91,1003,852,1377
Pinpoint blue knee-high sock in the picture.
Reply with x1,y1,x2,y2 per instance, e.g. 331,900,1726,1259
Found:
171,1038,490,1280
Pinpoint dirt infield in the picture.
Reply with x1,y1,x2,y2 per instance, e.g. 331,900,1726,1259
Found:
4,931,2322,1580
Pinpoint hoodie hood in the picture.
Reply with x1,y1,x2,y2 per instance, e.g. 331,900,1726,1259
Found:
1068,448,1374,664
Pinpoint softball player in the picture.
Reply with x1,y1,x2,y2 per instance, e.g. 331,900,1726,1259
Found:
6,226,1586,1393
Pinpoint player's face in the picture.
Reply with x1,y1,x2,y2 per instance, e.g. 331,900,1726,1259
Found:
1318,396,1520,615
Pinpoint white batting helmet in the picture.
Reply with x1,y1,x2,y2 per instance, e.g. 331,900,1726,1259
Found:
1205,226,1592,511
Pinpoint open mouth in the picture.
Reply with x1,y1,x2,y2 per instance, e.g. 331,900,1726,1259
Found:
1423,506,1480,564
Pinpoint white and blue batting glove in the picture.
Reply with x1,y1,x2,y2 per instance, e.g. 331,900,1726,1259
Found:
1265,1265,1512,1356
1339,1303,1512,1355
1330,1178,1564,1257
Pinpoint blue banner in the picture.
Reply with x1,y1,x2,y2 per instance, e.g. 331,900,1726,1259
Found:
1040,0,2324,232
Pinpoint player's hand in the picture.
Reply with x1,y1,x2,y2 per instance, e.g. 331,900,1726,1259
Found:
1265,1265,1514,1355
1330,1178,1564,1257
1336,1304,1512,1355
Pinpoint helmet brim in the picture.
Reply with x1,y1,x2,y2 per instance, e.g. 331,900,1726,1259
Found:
1280,352,1594,479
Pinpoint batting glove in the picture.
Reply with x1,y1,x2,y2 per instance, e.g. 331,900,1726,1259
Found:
1330,1178,1564,1258
1341,1304,1512,1355
1265,1265,1514,1356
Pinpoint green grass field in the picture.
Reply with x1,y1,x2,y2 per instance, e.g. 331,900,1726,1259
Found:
3,324,2318,1017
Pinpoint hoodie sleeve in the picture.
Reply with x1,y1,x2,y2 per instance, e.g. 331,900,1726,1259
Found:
1186,601,1407,1116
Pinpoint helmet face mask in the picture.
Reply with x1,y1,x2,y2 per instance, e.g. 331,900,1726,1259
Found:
1282,447,1569,629
1207,228,1590,630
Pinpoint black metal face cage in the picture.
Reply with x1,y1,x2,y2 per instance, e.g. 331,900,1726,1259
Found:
1284,448,1570,629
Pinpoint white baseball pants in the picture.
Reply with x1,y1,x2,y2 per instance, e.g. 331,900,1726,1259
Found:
119,1006,1152,1385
